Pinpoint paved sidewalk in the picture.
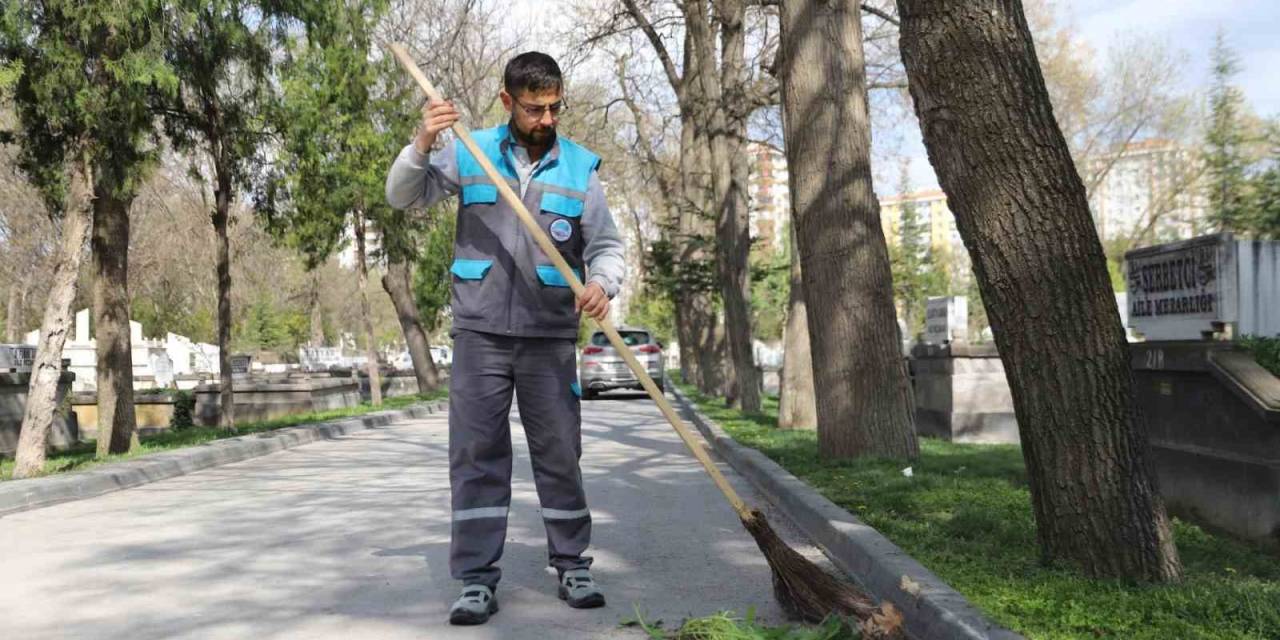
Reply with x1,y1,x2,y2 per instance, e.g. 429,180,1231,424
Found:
0,393,835,639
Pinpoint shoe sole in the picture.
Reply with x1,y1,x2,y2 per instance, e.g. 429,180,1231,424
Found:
558,585,606,609
449,598,499,625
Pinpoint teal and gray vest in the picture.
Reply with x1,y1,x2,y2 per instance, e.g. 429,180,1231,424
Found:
449,124,600,339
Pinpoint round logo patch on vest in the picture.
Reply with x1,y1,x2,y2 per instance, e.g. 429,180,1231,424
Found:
549,219,574,242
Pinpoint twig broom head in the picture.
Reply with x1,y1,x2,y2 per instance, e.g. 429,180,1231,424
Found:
742,508,904,639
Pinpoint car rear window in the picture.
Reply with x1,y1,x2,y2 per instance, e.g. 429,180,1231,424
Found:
591,331,650,347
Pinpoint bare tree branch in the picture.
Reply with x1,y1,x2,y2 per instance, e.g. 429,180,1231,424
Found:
621,0,685,99
861,3,899,26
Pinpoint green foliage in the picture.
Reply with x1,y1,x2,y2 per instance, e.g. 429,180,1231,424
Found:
647,230,720,300
1200,33,1280,239
1245,121,1280,238
964,271,991,342
677,382,1280,640
1239,335,1280,377
170,390,195,430
0,58,21,97
158,0,280,191
1205,32,1253,233
1,0,176,210
623,607,858,639
1106,256,1126,293
262,0,415,269
889,196,951,339
750,246,789,342
412,205,456,332
625,285,676,345
131,294,217,344
235,298,308,355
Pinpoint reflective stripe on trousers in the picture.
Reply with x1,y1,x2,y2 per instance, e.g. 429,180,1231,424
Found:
448,328,593,589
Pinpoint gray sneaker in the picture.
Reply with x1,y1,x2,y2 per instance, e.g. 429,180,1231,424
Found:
558,568,605,609
449,584,498,625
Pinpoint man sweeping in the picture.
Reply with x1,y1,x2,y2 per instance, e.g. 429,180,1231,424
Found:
385,51,625,625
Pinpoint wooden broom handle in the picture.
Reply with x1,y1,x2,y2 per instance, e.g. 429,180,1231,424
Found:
390,43,750,519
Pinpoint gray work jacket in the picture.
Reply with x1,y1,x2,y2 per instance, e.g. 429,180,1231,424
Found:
385,127,625,339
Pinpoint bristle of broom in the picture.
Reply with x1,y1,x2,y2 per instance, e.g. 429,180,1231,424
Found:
741,509,905,639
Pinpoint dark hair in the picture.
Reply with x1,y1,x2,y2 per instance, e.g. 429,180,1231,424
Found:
503,51,563,96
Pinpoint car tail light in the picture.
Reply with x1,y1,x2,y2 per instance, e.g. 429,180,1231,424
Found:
583,346,604,355
636,344,661,354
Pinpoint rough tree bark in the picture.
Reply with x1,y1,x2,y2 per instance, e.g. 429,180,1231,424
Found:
382,257,440,393
355,209,382,406
707,0,761,411
309,270,325,347
6,284,26,343
622,0,736,398
13,156,94,479
895,0,1181,581
679,120,723,396
778,223,817,430
212,163,235,430
779,0,918,459
92,187,138,456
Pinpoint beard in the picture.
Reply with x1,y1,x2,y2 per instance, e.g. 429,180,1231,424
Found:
511,119,556,147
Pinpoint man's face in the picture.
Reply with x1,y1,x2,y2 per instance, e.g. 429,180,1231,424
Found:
502,88,563,147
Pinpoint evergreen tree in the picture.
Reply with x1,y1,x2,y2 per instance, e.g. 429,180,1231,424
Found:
263,0,415,405
411,206,456,336
889,168,949,340
1246,121,1280,237
2,0,173,474
1204,31,1251,232
156,0,287,429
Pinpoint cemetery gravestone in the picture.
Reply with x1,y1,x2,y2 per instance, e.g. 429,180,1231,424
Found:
1125,233,1280,340
151,351,175,388
924,296,968,345
230,354,252,378
1124,232,1280,547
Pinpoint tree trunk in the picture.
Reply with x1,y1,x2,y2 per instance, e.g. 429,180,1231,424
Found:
309,270,325,347
673,298,697,384
779,0,918,459
12,157,94,479
6,283,26,343
707,0,761,412
382,257,439,393
895,0,1181,581
92,186,138,457
676,55,718,395
213,170,235,431
778,224,817,430
355,210,382,406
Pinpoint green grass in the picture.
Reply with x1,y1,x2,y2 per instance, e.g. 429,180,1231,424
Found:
1,391,446,481
623,607,859,639
676,382,1280,640
1239,335,1280,377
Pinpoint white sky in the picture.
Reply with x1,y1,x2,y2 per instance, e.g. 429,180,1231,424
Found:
505,0,1279,193
899,0,1280,192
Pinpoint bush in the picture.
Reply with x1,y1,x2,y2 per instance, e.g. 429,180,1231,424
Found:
170,390,195,430
1239,335,1280,377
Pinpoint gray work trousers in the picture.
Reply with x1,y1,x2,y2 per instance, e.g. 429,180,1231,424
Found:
448,328,592,590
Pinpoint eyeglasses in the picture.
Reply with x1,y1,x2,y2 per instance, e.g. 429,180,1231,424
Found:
513,96,568,118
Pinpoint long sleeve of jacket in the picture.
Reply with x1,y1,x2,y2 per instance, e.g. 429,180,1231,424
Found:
580,172,626,299
385,140,459,211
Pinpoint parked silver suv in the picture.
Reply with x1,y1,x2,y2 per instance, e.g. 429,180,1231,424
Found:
578,327,665,400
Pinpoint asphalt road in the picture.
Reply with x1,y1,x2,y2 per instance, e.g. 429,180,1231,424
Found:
0,392,838,639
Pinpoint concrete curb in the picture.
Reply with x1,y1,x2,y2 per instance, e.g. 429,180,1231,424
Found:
669,387,1022,640
0,400,449,517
